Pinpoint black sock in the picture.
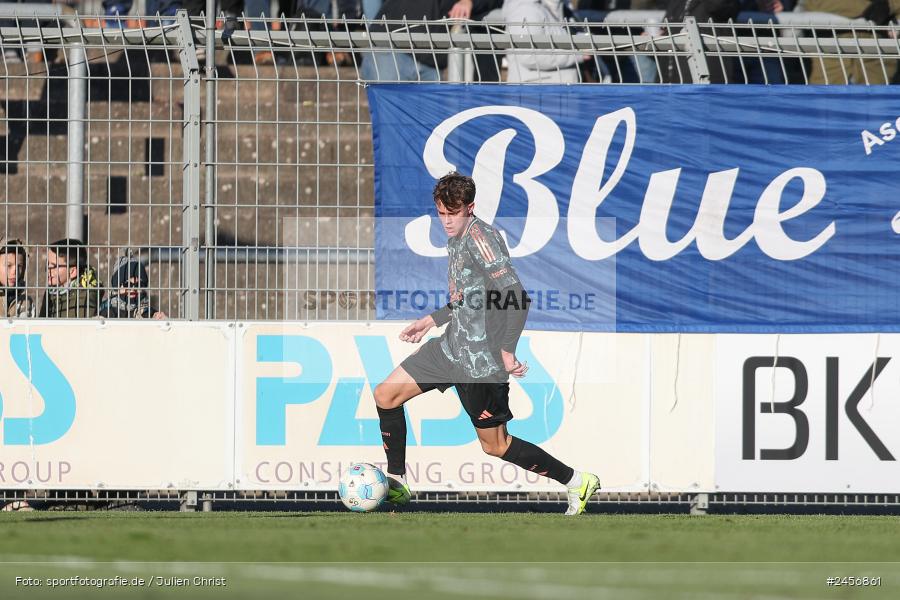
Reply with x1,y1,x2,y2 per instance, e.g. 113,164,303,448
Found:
500,436,574,485
376,405,406,476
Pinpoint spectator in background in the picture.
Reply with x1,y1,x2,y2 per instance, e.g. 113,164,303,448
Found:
463,0,506,82
660,0,741,82
504,0,582,83
99,254,166,319
245,0,276,63
1,0,51,64
180,0,243,54
288,0,361,66
293,0,332,16
572,0,641,83
177,0,271,63
736,0,793,84
0,237,35,318
363,0,383,18
803,0,899,83
361,0,503,81
625,0,670,83
39,239,102,319
180,0,241,17
284,0,369,17
102,0,181,23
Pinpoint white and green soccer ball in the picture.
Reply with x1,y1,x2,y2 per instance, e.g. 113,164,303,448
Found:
338,462,389,512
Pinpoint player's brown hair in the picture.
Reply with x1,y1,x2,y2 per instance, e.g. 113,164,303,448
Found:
433,172,476,211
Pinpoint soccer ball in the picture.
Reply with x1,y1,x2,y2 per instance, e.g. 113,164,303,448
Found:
338,463,389,512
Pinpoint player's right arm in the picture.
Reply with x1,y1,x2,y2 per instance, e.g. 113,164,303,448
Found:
399,294,460,342
399,314,436,343
400,277,465,343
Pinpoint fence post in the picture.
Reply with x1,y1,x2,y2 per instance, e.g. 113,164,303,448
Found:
447,24,475,82
176,10,202,321
447,52,464,82
204,0,217,319
447,28,465,83
66,43,86,242
463,52,475,82
682,16,711,84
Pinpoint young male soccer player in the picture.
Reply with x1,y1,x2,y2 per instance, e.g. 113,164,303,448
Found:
374,172,601,515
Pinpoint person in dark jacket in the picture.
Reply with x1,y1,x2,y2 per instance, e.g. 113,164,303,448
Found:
99,254,166,320
361,0,503,81
38,239,102,319
659,0,741,83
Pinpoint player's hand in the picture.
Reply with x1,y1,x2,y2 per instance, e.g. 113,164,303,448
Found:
399,315,435,343
447,0,473,19
501,349,529,378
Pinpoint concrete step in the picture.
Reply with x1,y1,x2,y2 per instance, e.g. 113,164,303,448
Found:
2,132,373,176
0,169,376,204
1,101,183,143
1,56,170,102
85,100,185,123
4,134,181,169
1,172,376,247
1,202,180,249
82,96,369,124
1,58,365,103
210,123,372,164
4,209,375,261
1,99,369,140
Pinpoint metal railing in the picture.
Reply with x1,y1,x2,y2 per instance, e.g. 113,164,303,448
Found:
1,12,898,321
3,14,900,509
4,488,900,513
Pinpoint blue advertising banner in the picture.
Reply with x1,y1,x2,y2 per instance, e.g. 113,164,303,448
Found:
368,84,900,332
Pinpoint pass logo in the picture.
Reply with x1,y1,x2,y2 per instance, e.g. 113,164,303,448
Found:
0,335,76,445
254,334,563,447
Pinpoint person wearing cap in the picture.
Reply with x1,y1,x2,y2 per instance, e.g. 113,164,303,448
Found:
99,253,166,320
39,239,102,319
0,237,35,318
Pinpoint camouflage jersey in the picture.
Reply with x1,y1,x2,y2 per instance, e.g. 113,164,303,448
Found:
438,217,524,379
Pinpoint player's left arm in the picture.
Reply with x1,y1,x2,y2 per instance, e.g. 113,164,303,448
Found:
497,281,530,378
467,224,531,377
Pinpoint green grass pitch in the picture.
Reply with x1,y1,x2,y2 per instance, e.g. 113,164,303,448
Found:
1,511,899,599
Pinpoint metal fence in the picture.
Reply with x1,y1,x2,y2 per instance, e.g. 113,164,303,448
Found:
4,487,900,513
3,13,900,511
1,12,899,322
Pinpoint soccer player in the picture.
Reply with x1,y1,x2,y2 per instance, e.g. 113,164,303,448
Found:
374,172,601,515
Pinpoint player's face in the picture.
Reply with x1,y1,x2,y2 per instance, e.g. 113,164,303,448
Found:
436,201,473,238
